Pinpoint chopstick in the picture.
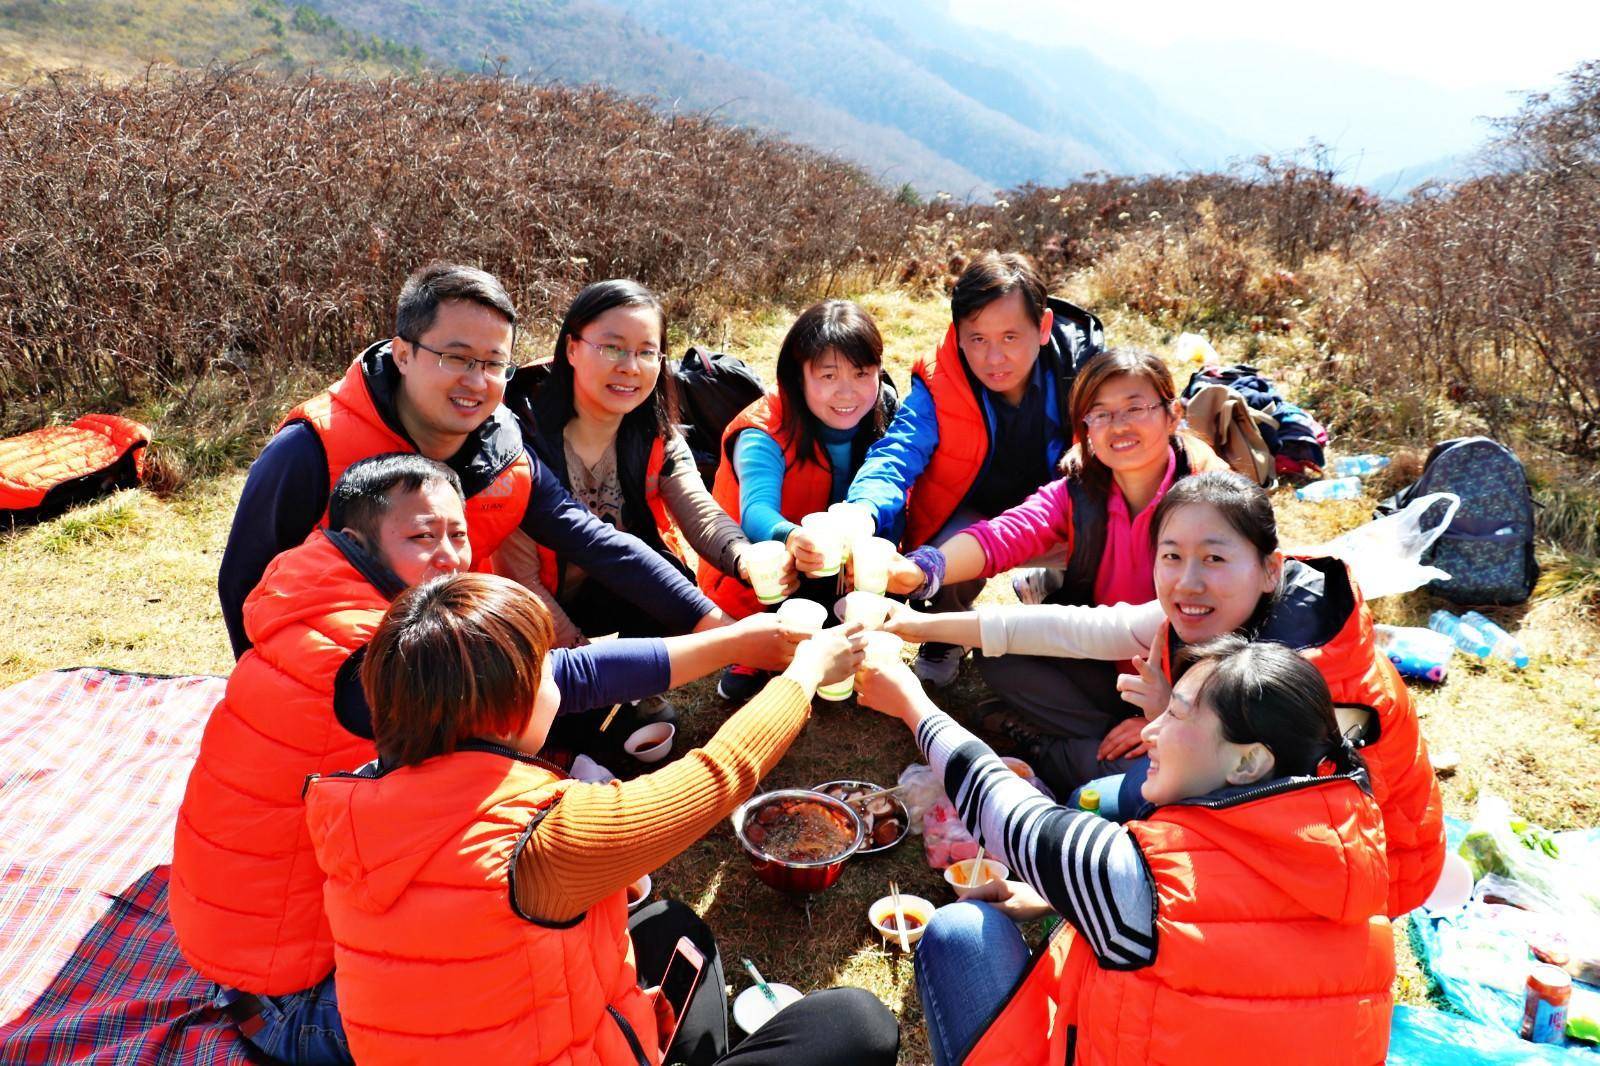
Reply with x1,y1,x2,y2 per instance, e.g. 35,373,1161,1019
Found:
742,957,780,1007
847,783,907,809
597,703,623,732
966,846,985,889
889,879,910,952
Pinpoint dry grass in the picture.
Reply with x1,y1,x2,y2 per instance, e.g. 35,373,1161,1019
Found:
3,290,1598,1063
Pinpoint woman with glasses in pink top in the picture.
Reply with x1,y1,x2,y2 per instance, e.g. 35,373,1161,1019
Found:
886,348,1230,797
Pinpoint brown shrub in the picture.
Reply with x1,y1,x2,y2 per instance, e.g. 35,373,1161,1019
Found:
0,67,917,429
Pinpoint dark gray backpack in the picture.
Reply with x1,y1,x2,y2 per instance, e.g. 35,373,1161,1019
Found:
1377,436,1538,605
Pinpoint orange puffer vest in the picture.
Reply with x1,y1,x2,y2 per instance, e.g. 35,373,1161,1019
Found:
170,531,394,993
902,325,989,550
305,746,659,1066
535,435,690,597
699,392,833,618
282,345,534,567
965,771,1395,1066
1153,555,1446,917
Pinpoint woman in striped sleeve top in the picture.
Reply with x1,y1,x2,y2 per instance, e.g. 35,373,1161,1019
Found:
856,636,1395,1066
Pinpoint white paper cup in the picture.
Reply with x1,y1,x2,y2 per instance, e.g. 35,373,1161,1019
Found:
838,590,892,629
828,502,877,561
623,722,675,763
744,540,791,605
799,513,845,577
776,597,827,633
850,536,896,595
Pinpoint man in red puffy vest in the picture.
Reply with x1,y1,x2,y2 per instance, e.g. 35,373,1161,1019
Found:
844,252,1103,686
218,262,726,660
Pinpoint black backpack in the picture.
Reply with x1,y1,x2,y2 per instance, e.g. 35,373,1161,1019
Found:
671,346,768,485
1377,436,1539,605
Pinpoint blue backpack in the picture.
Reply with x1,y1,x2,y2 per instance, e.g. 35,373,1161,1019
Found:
1377,436,1539,605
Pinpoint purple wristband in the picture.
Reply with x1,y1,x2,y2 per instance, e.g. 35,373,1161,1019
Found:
906,545,947,602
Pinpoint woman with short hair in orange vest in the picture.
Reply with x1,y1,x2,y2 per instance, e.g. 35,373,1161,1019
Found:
304,573,899,1066
884,470,1446,918
883,348,1230,797
701,299,896,702
856,634,1394,1066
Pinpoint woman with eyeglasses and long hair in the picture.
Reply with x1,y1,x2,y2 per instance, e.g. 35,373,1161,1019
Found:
496,279,762,649
883,348,1229,796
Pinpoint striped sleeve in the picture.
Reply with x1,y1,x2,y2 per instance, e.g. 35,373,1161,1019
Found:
917,710,1157,969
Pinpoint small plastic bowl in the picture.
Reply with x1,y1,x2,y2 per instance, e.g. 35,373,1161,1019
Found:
1422,852,1473,913
868,894,935,950
943,858,1010,893
626,873,652,912
732,982,804,1034
624,722,676,763
1000,756,1035,779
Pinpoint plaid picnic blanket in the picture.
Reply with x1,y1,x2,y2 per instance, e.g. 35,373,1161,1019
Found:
0,667,226,1032
0,865,251,1065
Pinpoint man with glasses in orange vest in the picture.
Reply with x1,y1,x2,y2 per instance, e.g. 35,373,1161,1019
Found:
219,261,728,662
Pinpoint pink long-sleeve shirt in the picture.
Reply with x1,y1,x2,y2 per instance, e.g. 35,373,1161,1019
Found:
964,447,1179,607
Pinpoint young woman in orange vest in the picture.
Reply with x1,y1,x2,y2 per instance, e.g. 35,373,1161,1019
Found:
304,573,898,1066
856,635,1394,1066
883,348,1229,796
883,470,1446,917
701,299,896,702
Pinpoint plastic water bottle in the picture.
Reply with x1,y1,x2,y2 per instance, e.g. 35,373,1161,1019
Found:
1460,611,1530,668
1294,477,1363,502
1375,624,1451,682
1428,610,1492,659
1329,454,1391,477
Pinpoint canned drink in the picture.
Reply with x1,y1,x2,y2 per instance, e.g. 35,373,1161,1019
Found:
1520,963,1572,1044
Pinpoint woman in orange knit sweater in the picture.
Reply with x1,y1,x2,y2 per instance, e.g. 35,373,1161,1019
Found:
304,573,898,1066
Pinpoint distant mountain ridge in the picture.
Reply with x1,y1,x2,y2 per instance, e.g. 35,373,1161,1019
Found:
305,0,1249,195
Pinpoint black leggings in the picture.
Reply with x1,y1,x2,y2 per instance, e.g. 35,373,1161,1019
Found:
628,900,899,1066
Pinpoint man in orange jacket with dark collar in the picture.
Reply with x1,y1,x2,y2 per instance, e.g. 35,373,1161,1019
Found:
217,262,727,660
844,252,1103,687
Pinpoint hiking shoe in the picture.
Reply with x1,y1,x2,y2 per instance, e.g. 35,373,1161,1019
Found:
1012,566,1064,606
717,664,769,703
977,699,1046,757
912,642,964,688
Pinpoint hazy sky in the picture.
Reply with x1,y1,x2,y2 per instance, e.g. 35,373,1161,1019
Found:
948,0,1599,92
947,0,1598,181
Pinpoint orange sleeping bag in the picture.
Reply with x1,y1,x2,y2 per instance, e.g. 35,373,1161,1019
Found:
0,414,152,522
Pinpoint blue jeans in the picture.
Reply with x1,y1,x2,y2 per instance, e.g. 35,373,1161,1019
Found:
1068,757,1151,823
914,902,1033,1066
216,975,352,1065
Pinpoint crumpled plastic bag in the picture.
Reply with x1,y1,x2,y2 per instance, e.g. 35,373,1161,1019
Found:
1309,491,1459,600
896,763,944,834
921,799,981,870
1172,332,1220,366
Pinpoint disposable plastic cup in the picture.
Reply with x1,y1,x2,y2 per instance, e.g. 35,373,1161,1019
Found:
776,598,827,633
839,590,892,628
745,541,791,605
850,536,896,595
862,630,905,668
799,513,845,577
828,502,877,561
